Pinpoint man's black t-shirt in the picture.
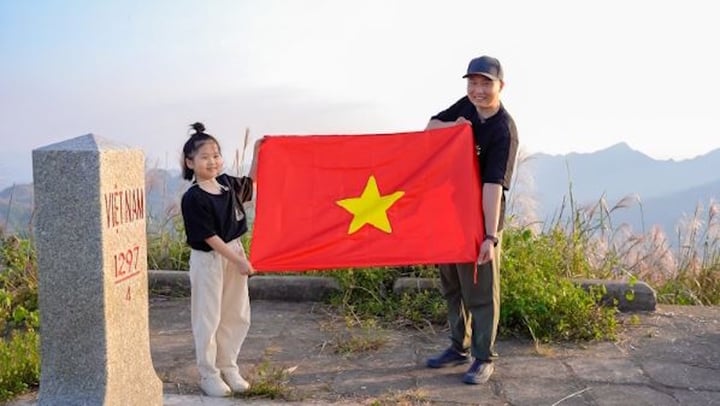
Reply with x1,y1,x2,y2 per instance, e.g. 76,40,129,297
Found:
432,97,518,189
181,174,249,252
432,97,519,228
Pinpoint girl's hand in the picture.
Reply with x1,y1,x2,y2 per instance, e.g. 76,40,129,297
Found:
245,259,256,276
238,258,256,275
229,257,255,275
236,243,255,275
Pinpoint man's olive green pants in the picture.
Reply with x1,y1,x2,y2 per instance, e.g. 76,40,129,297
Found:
438,236,501,361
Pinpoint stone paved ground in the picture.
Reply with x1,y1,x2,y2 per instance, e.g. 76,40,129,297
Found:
7,298,720,405
147,298,720,405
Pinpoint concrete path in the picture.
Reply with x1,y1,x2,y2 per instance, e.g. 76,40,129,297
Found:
8,294,720,405
145,297,720,405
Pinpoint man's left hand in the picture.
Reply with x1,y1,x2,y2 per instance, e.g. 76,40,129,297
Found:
478,239,494,264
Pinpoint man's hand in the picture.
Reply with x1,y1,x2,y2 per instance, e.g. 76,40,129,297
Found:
425,117,471,131
477,239,494,264
455,116,471,126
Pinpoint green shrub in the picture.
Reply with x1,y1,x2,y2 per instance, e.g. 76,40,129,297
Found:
329,265,445,328
0,235,41,401
0,329,40,401
395,290,446,326
330,266,400,320
0,235,39,334
501,227,618,341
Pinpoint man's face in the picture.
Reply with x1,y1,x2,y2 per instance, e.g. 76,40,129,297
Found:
466,75,503,111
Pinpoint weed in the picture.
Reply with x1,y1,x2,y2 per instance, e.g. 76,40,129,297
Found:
239,359,295,400
331,317,388,355
368,388,431,405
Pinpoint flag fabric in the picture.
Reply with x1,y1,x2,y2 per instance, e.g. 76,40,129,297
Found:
249,124,484,271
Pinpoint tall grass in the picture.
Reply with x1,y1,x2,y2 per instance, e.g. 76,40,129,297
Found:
658,201,720,304
507,152,720,306
147,211,189,271
535,195,720,305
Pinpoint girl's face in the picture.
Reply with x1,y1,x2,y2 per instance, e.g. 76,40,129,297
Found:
466,75,503,112
186,141,223,182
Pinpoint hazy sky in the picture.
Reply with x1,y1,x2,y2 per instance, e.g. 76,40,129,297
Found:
2,0,719,188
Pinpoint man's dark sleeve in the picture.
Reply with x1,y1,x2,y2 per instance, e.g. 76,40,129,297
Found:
230,176,253,203
483,123,518,190
430,97,467,122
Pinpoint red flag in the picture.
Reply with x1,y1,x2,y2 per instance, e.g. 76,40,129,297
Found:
249,124,484,271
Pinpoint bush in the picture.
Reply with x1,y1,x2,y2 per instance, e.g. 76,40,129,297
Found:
0,329,40,401
329,265,446,328
0,236,39,335
500,227,618,341
0,235,40,401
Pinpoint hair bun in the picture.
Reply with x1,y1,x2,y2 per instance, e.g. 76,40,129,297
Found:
190,122,206,135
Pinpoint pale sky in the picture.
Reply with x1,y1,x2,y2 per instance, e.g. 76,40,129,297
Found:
1,0,719,189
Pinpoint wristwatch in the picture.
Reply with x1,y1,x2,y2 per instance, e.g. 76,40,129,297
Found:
484,234,499,247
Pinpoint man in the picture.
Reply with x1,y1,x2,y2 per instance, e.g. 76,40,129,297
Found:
425,55,518,384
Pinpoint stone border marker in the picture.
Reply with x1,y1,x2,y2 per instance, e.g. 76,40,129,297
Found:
32,134,162,405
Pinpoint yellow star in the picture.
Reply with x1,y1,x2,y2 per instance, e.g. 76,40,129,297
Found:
336,175,405,234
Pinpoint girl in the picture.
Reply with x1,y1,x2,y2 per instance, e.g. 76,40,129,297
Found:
180,122,255,397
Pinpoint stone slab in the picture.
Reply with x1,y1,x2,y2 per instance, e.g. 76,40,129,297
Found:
32,134,162,405
393,277,657,312
150,271,341,302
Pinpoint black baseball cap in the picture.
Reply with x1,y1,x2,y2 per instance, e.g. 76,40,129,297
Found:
462,55,503,81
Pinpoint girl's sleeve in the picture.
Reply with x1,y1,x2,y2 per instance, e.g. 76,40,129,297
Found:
181,191,217,241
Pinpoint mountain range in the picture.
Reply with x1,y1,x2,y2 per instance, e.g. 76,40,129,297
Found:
513,142,720,239
2,143,719,240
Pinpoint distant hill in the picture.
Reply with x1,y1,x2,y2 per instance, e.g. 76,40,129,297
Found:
0,183,34,235
514,143,720,237
0,169,260,235
610,178,720,238
144,168,189,224
0,169,191,235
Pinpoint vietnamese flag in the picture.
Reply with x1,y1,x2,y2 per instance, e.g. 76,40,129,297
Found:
249,124,484,271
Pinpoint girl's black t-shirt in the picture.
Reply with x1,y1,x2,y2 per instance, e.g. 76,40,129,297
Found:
181,174,249,252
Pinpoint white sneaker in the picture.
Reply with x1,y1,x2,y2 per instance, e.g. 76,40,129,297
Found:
200,375,232,397
222,370,251,393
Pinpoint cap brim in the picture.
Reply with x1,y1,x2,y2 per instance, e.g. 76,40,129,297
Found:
462,72,499,81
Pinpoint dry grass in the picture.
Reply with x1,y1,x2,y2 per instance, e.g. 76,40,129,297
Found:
508,155,720,306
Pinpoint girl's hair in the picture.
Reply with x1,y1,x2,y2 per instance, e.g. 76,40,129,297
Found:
181,122,222,181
